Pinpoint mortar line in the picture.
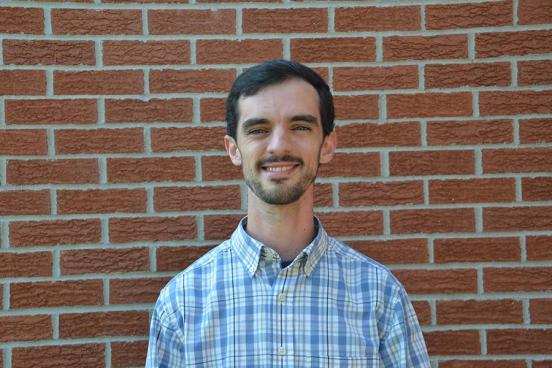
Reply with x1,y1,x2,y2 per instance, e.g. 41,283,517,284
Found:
146,187,155,214
195,155,202,182
142,8,148,36
106,342,112,368
190,39,197,65
383,209,390,236
53,313,59,339
96,40,103,67
52,248,60,278
50,189,57,216
46,70,54,96
192,97,201,124
144,127,152,154
44,7,52,35
420,120,427,146
332,182,339,208
475,207,483,233
515,176,523,202
513,118,520,145
283,38,290,60
0,99,4,126
101,218,109,244
144,68,150,96
3,283,9,310
375,35,383,63
328,7,335,33
472,90,480,117
236,7,243,36
0,159,6,186
149,245,157,273
520,234,527,262
98,97,105,125
380,150,389,177
1,221,8,250
480,329,487,355
197,214,205,242
474,148,483,176
104,279,110,305
511,60,518,87
468,32,476,60
523,298,530,324
513,0,519,25
47,128,56,157
99,157,107,184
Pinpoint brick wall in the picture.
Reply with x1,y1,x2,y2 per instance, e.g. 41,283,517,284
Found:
0,0,551,367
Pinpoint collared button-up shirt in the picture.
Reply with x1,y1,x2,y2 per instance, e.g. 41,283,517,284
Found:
146,219,430,367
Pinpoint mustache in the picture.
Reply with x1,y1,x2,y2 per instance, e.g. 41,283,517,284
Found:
257,155,303,167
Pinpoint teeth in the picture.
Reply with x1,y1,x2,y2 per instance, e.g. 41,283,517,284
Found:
266,166,293,172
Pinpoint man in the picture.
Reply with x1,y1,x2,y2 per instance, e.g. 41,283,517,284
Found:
146,60,430,367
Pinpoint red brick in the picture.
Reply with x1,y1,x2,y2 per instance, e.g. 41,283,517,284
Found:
434,237,520,263
394,269,477,294
484,148,552,173
60,311,149,338
477,30,552,58
533,361,552,368
109,216,196,243
440,361,526,368
0,315,51,342
197,39,282,64
519,0,552,24
11,280,103,308
391,208,475,234
520,119,552,143
387,92,472,119
334,66,418,92
7,159,99,185
200,98,225,122
61,248,149,275
151,127,225,152
318,152,380,178
110,277,170,304
149,9,235,35
0,130,48,155
334,95,379,120
6,99,97,125
314,183,333,208
55,128,143,154
52,9,142,35
485,267,552,292
155,186,241,211
13,345,103,368
518,60,552,86
427,119,513,145
480,90,552,115
3,40,95,65
527,236,552,260
390,150,474,176
348,239,428,265
202,155,242,181
54,70,143,95
0,252,52,278
426,1,512,29
531,299,552,323
157,245,215,272
337,122,420,148
437,299,523,324
0,7,43,34
111,341,148,368
317,211,383,236
291,37,376,62
10,219,101,247
430,178,515,204
107,98,192,124
425,62,511,88
243,8,326,33
488,329,552,354
0,70,46,95
424,330,480,355
523,177,552,201
384,35,468,61
105,0,187,2
335,6,420,32
340,181,423,207
204,214,243,240
103,40,189,65
0,190,50,216
412,301,431,325
107,157,195,183
57,189,147,214
485,206,552,231
150,69,235,93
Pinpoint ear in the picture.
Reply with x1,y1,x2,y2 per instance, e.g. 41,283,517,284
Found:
224,135,242,166
319,130,336,164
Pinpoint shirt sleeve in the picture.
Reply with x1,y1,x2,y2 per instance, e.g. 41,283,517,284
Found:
379,287,430,367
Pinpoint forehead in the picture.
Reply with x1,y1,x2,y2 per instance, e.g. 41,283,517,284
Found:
237,78,320,125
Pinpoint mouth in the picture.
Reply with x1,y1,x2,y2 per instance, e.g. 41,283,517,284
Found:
260,162,301,179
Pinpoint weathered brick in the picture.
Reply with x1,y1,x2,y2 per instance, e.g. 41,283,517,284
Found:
7,159,99,185
519,0,552,24
0,7,43,34
11,280,103,308
527,236,552,260
485,267,552,292
0,252,52,278
427,119,513,145
109,216,196,243
59,311,149,338
55,128,143,154
484,148,552,173
10,219,101,247
394,269,478,294
6,99,97,125
429,178,515,204
335,6,420,32
0,130,48,155
437,300,523,324
107,157,195,183
334,95,379,120
111,341,148,368
391,208,475,234
243,8,327,33
484,206,552,231
12,344,104,368
317,211,383,236
200,98,226,122
531,299,552,324
291,37,376,62
523,177,552,201
157,245,215,272
202,155,242,181
533,361,552,368
150,69,235,93
334,66,418,91
0,190,50,216
54,70,143,95
110,277,170,304
487,329,552,354
204,214,244,240
197,39,282,64
314,184,333,208
0,70,46,95
387,92,472,119
384,35,468,61
412,301,432,326
103,40,190,65
151,127,226,152
426,1,512,29
155,186,241,211
57,189,147,214
3,40,95,65
434,237,520,263
390,150,474,176
61,248,149,275
477,30,552,57
480,91,552,115
149,9,235,34
0,315,51,342
440,361,526,368
52,9,142,35
518,60,552,86
349,239,428,265
520,119,552,143
424,330,480,355
105,98,193,123
318,153,380,178
425,62,511,88
337,122,420,148
340,181,424,206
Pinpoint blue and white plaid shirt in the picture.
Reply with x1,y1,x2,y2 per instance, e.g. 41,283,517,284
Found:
146,218,429,367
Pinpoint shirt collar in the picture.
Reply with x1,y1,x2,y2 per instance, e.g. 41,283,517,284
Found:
230,217,329,277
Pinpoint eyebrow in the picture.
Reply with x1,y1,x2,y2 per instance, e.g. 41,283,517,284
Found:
241,117,269,131
290,114,318,125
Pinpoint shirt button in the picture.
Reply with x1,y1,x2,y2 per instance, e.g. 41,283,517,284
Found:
277,293,285,302
277,346,286,355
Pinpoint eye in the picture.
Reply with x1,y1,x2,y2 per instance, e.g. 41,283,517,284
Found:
292,125,311,131
247,128,268,135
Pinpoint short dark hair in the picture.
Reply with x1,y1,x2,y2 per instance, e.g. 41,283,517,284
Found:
225,59,335,140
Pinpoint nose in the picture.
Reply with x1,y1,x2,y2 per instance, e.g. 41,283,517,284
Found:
266,126,292,156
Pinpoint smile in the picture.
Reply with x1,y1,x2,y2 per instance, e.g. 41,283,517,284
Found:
264,165,296,172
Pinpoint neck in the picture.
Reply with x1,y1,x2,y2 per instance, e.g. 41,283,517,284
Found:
245,185,316,262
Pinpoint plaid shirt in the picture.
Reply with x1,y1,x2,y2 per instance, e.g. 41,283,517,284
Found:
146,218,430,367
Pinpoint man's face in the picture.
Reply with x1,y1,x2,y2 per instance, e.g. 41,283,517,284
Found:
225,78,336,205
